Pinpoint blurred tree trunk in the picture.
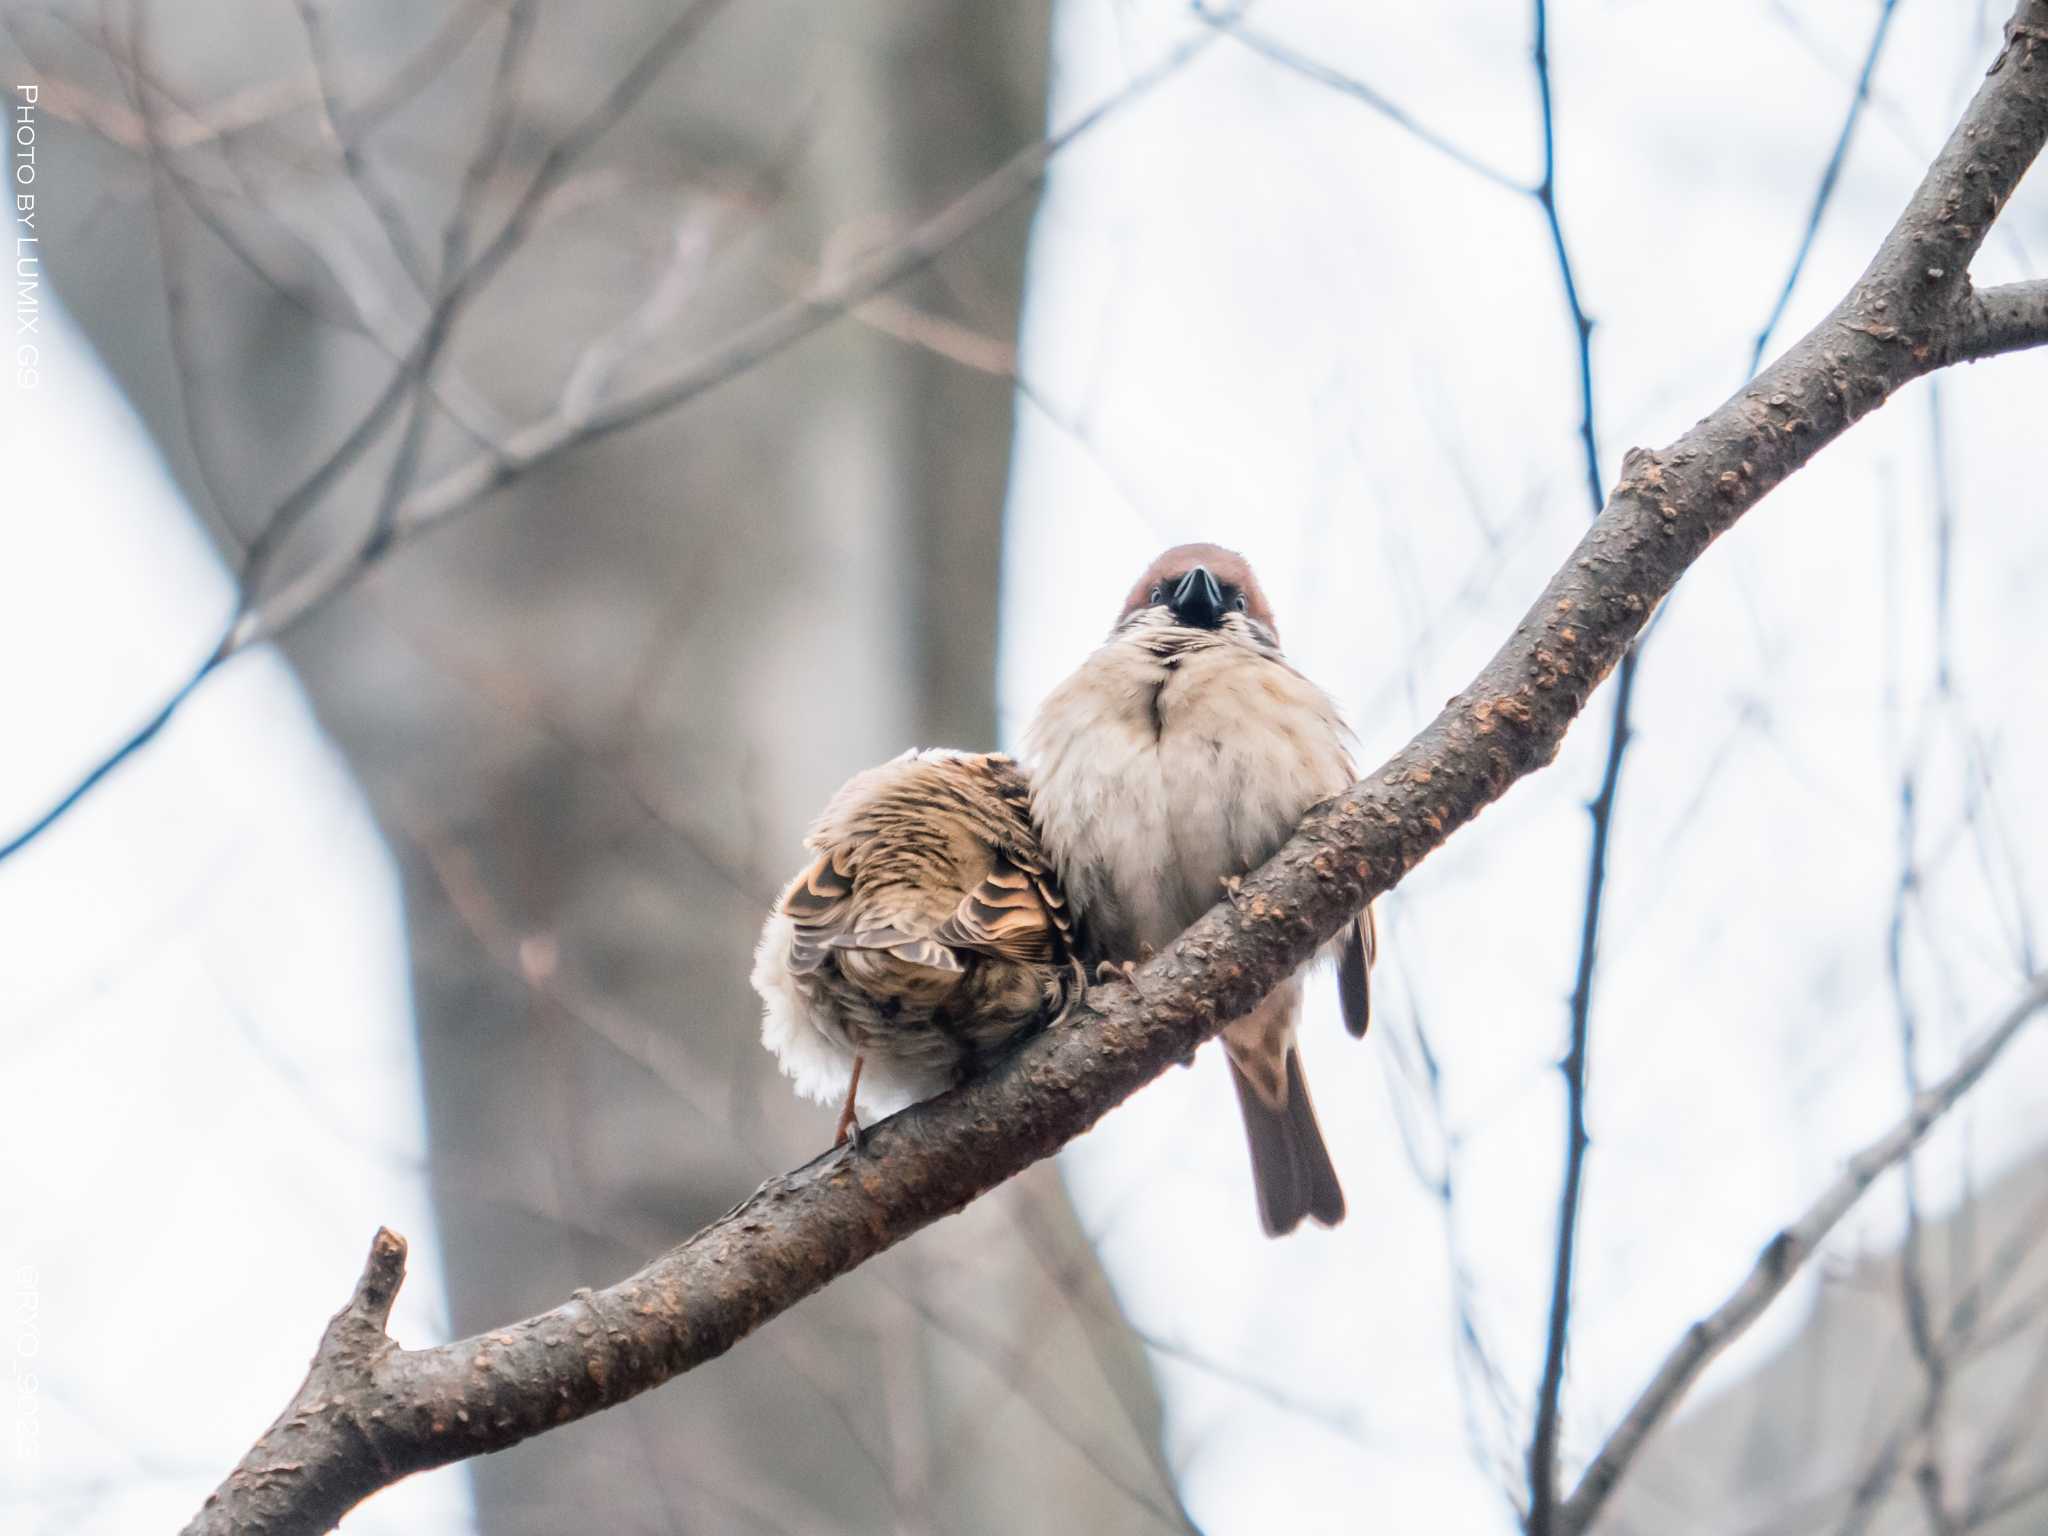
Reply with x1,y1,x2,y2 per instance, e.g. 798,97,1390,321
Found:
23,0,1177,1528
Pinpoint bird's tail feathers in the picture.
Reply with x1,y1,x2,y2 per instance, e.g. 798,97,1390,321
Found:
1227,1047,1346,1237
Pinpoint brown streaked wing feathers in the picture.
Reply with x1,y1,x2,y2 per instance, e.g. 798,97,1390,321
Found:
781,848,857,974
932,850,1069,964
782,845,854,917
967,755,1080,956
826,925,965,973
783,756,1073,978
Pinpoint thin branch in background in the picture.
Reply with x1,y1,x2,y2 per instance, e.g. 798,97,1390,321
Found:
875,1287,937,1536
428,0,541,312
8,11,521,454
119,0,242,553
1004,1179,1384,1459
1944,1187,2048,1349
374,596,775,907
559,205,720,425
1839,1420,1914,1536
334,0,505,146
0,643,228,863
1748,0,1903,376
13,0,500,157
1968,1464,2048,1531
877,1272,1197,1535
362,0,539,555
390,796,768,1158
1887,765,1956,1532
233,0,735,597
745,1327,910,1520
1962,1324,2048,1524
1891,374,1972,1536
1525,0,1622,1521
290,0,435,296
807,259,1180,542
1930,379,1956,697
1378,926,1523,1499
172,135,520,443
1556,973,2048,1536
997,1189,1208,1524
1196,7,1530,194
367,19,1224,530
1924,380,2041,975
0,18,1217,867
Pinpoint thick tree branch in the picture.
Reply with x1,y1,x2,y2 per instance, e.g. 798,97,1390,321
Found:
1555,973,2048,1536
186,8,2048,1532
1954,277,2048,359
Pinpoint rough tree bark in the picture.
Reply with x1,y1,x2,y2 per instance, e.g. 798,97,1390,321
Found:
186,8,2048,1533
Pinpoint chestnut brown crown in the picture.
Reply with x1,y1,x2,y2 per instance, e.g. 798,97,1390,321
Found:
1118,542,1278,638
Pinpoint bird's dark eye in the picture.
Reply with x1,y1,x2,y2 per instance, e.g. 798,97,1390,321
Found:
1148,585,1163,604
1233,593,1249,612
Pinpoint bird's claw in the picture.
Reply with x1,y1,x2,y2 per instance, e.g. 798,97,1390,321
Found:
1094,956,1149,1000
834,1111,869,1156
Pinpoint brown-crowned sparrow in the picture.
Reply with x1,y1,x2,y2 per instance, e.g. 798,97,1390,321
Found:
1026,544,1374,1235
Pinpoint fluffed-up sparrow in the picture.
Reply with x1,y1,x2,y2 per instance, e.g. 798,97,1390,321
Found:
1026,544,1374,1235
753,749,1082,1143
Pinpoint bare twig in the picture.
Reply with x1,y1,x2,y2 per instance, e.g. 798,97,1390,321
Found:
1380,933,1523,1493
0,21,1217,865
1196,7,1528,193
1963,1325,2048,1525
376,597,774,907
1887,765,1958,1534
361,0,538,556
14,0,499,153
38,22,521,454
184,12,2048,1528
120,2,242,551
291,0,436,295
1750,0,1905,376
363,22,1224,555
1556,973,2048,1535
234,0,734,597
1525,0,1623,1521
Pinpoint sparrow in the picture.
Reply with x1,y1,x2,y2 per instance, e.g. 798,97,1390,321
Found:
1025,543,1375,1236
752,749,1082,1143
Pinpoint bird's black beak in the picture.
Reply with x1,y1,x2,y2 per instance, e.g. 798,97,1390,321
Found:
1168,566,1225,629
